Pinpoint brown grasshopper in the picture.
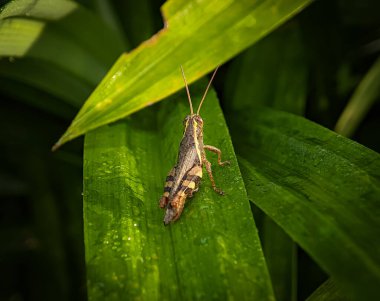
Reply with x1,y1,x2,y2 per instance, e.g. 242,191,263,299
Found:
159,66,229,225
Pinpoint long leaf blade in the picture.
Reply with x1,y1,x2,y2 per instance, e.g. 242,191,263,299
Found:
335,56,380,137
55,0,312,148
306,279,347,301
83,83,275,300
229,106,380,300
0,0,126,85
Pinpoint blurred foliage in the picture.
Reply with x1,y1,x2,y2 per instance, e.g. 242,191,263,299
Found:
0,0,380,300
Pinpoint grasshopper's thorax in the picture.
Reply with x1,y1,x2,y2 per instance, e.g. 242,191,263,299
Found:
176,114,204,172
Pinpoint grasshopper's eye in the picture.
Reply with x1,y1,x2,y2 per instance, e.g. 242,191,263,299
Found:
194,115,203,125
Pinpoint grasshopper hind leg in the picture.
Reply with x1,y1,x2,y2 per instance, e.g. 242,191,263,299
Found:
159,168,175,209
203,159,224,195
202,146,229,195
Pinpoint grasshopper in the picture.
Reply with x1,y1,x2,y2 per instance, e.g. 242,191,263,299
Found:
159,66,229,225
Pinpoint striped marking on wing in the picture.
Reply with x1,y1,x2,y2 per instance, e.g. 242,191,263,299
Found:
178,165,202,196
161,169,176,198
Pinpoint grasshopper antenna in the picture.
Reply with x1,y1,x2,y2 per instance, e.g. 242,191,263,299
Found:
180,65,194,115
196,66,219,115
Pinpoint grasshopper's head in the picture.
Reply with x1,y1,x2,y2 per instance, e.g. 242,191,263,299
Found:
183,114,203,127
183,114,203,137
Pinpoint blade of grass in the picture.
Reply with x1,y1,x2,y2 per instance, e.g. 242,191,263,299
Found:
54,0,313,148
83,82,275,300
0,58,93,107
0,0,77,20
262,217,298,301
335,56,380,137
306,278,348,301
0,17,46,56
229,106,380,301
0,17,114,85
0,0,126,85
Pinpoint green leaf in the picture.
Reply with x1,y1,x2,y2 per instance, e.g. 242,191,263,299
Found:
224,24,307,115
230,106,380,300
0,17,45,56
0,76,76,119
262,217,298,301
0,0,77,20
0,58,93,107
306,279,348,301
0,0,126,85
83,82,275,300
55,0,312,149
335,56,380,137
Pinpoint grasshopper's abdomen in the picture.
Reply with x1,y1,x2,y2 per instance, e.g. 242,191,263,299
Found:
160,165,202,225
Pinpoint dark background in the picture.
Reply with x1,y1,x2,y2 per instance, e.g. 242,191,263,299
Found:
1,0,379,300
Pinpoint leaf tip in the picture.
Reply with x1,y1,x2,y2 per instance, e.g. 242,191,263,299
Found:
51,140,62,152
51,131,72,152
